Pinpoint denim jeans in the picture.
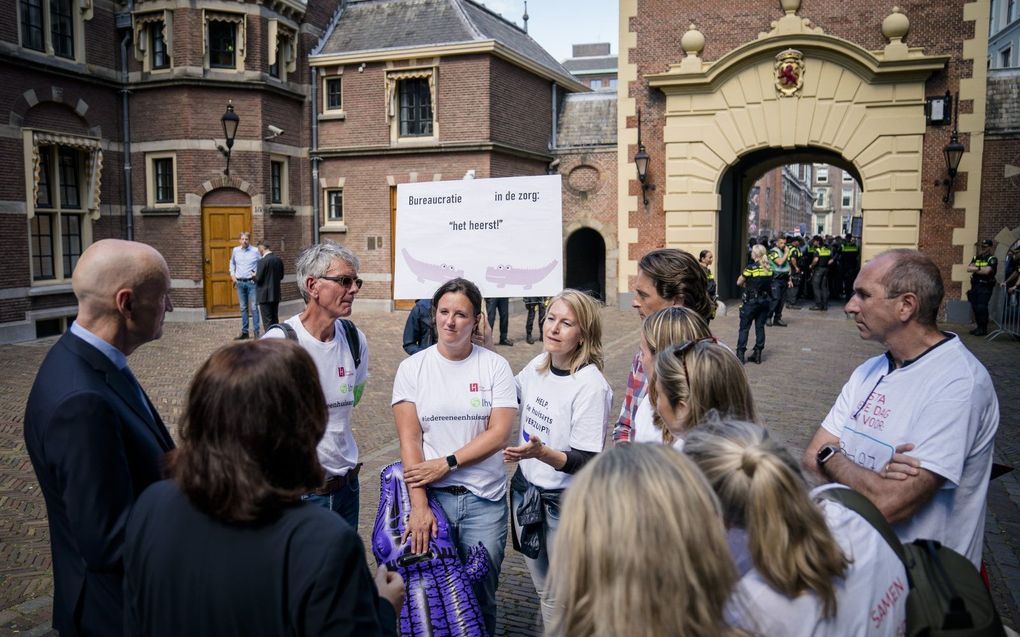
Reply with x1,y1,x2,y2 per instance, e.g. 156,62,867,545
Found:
236,280,260,335
302,476,360,531
510,487,561,628
431,489,508,636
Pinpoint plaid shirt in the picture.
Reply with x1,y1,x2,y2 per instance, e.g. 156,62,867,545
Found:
612,351,647,443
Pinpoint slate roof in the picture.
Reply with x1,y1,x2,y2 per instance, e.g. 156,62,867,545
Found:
556,92,616,148
562,55,618,74
317,0,580,88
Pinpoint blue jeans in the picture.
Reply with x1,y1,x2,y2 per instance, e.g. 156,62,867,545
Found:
302,477,360,531
431,489,508,636
236,280,259,335
510,487,560,628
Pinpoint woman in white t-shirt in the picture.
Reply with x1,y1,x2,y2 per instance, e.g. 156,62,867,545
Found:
651,340,757,449
502,289,612,629
632,306,713,449
391,278,518,636
684,418,909,637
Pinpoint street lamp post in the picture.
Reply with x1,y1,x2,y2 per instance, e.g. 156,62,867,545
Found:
940,93,965,204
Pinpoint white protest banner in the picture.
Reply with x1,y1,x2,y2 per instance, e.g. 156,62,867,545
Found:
393,175,563,299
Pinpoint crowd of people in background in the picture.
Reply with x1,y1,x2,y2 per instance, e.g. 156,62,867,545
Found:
22,234,1002,637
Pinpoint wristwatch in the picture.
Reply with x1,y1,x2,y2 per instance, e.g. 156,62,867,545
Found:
816,445,841,467
446,454,459,472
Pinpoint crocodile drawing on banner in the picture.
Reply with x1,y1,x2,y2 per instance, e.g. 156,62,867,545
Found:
402,249,464,284
484,260,557,289
372,462,490,637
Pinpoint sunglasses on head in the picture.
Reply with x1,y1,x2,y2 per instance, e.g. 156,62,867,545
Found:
670,337,718,394
318,275,364,288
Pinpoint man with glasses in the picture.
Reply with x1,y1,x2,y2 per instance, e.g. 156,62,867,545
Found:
230,231,261,339
264,240,368,529
803,249,998,567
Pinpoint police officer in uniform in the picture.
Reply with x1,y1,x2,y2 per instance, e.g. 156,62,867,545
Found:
966,239,997,336
840,235,861,300
699,250,718,322
736,244,773,364
766,237,792,326
786,237,803,307
809,237,833,311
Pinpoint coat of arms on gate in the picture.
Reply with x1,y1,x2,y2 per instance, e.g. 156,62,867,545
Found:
775,49,804,97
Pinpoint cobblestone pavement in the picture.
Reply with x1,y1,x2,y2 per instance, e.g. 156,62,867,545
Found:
1,303,1017,636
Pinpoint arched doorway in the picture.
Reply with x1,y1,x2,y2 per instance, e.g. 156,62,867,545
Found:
202,188,252,317
565,227,606,301
717,147,862,299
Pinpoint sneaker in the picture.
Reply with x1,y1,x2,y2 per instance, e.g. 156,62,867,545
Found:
526,335,535,344
765,319,773,326
499,338,514,346
773,319,788,327
234,333,249,340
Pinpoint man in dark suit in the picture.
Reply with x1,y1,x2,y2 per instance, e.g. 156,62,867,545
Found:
256,239,285,327
24,239,176,637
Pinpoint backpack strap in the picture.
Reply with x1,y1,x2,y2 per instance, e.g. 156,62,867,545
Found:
820,487,909,568
339,319,361,370
266,323,298,341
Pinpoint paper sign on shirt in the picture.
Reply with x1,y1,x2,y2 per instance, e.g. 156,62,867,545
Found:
394,175,563,299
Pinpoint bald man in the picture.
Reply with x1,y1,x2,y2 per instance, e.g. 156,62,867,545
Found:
24,239,176,637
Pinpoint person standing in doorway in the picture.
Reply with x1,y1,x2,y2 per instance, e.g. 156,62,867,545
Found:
487,297,513,346
524,297,548,344
230,231,261,339
255,239,284,328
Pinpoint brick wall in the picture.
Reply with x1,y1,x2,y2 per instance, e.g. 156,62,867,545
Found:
489,56,552,154
628,0,973,298
979,137,1020,240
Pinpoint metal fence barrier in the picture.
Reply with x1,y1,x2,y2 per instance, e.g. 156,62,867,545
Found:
987,286,1020,341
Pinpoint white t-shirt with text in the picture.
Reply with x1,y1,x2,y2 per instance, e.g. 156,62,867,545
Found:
264,317,368,476
391,345,517,501
632,395,685,451
515,355,612,490
730,484,908,637
820,334,998,566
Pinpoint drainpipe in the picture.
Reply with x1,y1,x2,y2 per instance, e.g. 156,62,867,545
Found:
310,66,320,244
119,29,133,240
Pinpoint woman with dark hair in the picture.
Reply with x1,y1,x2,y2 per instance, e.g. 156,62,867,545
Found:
124,339,403,637
392,278,517,636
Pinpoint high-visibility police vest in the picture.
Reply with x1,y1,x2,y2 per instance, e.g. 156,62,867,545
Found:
970,255,997,286
741,264,773,300
815,246,832,268
768,247,792,275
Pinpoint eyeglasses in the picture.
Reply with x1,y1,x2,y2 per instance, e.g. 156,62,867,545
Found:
319,275,363,288
670,337,718,395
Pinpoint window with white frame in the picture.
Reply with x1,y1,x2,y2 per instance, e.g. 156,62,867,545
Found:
1001,47,1012,68
814,188,827,208
609,78,617,89
841,187,853,208
270,156,288,205
145,152,176,207
267,19,295,81
30,145,90,281
324,76,342,111
324,188,343,225
816,166,828,183
19,0,89,61
590,79,602,89
842,171,854,183
205,12,245,72
133,12,173,72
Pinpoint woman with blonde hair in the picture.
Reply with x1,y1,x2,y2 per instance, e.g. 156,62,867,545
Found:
684,417,908,636
651,340,757,448
735,244,773,364
632,306,713,448
546,443,745,637
503,289,612,629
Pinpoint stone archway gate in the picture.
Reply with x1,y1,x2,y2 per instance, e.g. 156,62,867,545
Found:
645,6,948,265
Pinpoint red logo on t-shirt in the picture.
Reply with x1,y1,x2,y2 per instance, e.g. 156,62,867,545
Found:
338,367,346,377
469,383,478,392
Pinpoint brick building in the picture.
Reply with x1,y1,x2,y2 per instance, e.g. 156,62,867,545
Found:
750,163,813,238
0,0,584,341
562,42,618,91
617,0,999,304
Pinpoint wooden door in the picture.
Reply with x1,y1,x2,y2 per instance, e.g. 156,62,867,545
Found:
390,186,414,310
203,206,251,317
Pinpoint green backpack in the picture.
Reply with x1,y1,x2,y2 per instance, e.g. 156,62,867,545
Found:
823,488,1007,637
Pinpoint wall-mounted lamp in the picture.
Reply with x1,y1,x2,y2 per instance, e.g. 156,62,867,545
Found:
634,108,655,206
218,101,240,176
939,93,965,204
